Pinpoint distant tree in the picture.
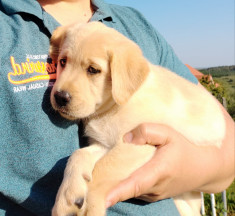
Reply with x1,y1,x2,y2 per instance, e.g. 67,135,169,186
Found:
199,75,225,104
227,91,235,120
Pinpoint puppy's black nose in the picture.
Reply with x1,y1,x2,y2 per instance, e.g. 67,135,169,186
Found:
54,90,71,107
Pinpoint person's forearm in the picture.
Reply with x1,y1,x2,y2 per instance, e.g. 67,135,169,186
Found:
196,103,234,193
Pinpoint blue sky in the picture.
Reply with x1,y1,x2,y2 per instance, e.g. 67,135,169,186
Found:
105,0,234,68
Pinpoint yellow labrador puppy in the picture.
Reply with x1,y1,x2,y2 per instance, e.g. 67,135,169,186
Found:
50,22,225,216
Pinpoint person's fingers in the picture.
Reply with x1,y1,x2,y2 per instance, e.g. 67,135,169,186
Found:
123,124,173,146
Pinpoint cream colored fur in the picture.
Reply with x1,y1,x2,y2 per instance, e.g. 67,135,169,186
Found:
50,22,225,216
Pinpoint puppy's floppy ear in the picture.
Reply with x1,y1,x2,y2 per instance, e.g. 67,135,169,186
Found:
49,25,69,61
110,41,149,105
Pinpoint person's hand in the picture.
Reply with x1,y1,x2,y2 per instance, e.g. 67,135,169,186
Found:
106,123,228,208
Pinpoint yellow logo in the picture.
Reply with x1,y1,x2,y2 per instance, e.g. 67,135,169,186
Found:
8,56,57,85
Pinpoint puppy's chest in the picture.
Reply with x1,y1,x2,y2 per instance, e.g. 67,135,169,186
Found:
85,118,120,148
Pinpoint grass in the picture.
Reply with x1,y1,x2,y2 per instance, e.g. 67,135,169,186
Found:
214,75,235,121
203,180,235,216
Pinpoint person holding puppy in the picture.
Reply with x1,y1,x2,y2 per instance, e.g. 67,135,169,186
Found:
0,0,234,216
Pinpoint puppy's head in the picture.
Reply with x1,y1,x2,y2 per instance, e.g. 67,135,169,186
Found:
50,22,149,120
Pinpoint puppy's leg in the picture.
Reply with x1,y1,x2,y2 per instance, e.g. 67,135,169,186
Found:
85,141,155,216
85,143,202,216
174,192,202,216
52,144,107,216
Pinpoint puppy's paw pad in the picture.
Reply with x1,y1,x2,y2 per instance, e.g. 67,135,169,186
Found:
75,197,84,209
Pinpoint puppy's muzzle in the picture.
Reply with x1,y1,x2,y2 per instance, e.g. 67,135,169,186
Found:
54,90,71,107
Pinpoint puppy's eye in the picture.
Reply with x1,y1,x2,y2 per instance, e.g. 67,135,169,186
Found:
87,66,101,75
59,58,67,68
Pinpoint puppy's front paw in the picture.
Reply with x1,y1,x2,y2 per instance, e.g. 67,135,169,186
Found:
52,171,91,216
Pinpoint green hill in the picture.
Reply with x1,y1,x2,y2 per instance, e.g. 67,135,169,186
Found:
199,65,235,77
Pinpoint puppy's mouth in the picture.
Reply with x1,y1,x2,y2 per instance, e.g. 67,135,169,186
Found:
54,103,93,120
50,90,77,120
58,108,78,121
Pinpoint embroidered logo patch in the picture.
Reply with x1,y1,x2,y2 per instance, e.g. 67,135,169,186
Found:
8,56,56,84
8,55,57,93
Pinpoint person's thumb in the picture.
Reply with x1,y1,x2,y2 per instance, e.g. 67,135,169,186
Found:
105,156,160,208
123,124,171,146
105,174,143,208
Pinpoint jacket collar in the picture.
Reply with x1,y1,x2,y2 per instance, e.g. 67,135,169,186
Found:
91,0,115,22
1,0,43,19
1,0,115,22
